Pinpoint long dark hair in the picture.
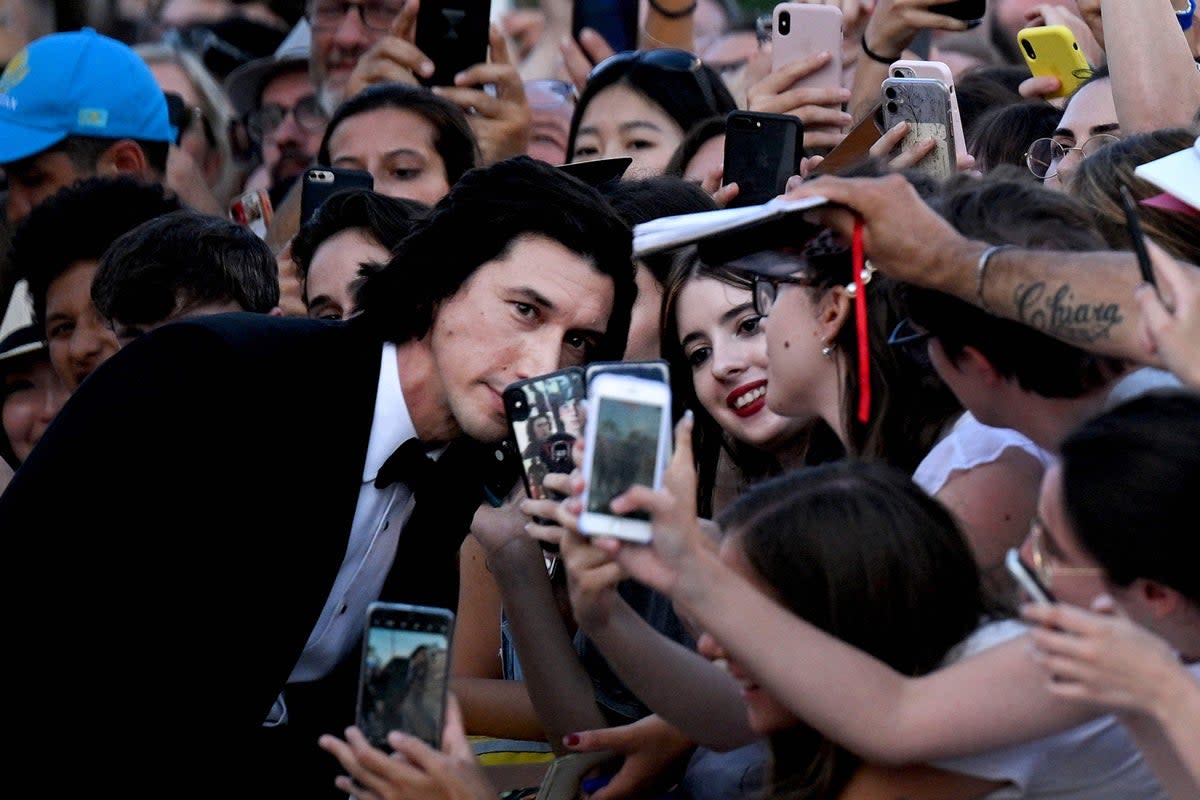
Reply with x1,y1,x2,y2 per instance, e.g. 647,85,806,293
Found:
718,461,986,800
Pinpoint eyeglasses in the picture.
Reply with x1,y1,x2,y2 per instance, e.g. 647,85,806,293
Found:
246,95,328,142
887,317,932,347
752,273,812,317
586,48,722,117
164,92,215,148
306,0,403,32
1028,518,1103,587
525,79,576,110
1024,133,1121,180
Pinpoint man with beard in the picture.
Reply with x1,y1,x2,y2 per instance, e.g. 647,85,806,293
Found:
226,20,327,205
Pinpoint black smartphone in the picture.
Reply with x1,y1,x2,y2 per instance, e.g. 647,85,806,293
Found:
722,110,805,208
572,0,639,54
932,0,987,21
415,0,492,87
300,166,374,225
356,602,455,751
1119,184,1157,289
503,366,587,503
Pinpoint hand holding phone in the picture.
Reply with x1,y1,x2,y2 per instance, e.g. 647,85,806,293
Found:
503,367,587,502
770,3,844,94
300,167,374,225
722,110,805,208
414,0,492,87
578,374,672,543
357,602,455,751
1017,25,1091,99
880,77,957,180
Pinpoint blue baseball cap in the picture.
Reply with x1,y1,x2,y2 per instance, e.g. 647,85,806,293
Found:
0,28,176,165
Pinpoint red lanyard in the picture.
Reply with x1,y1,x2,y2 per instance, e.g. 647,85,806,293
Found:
852,218,870,424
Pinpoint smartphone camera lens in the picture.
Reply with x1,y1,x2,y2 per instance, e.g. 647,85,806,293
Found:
886,101,899,114
885,86,897,100
777,10,790,35
1021,38,1036,59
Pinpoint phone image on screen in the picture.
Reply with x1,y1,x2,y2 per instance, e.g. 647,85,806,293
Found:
300,166,374,225
1005,548,1055,605
503,366,587,502
572,0,638,53
357,602,455,751
722,110,805,208
1017,25,1091,99
415,0,492,87
579,373,672,543
771,3,844,94
888,59,967,165
880,76,956,181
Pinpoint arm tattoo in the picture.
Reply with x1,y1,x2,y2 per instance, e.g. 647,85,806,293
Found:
1013,282,1124,345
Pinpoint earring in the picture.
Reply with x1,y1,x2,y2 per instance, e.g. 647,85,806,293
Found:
821,342,836,359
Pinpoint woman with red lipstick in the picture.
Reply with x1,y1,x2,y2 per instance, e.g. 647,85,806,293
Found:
660,256,845,518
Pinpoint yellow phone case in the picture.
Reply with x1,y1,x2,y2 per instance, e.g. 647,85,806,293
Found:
1017,25,1092,99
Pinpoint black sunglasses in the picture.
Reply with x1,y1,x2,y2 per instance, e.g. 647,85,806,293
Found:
586,48,721,116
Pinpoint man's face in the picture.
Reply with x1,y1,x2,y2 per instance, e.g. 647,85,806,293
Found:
426,234,615,443
4,149,90,224
259,69,325,185
44,260,120,391
308,0,398,113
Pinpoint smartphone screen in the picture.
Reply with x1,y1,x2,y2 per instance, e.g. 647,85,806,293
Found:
357,602,455,750
579,375,671,542
503,367,587,502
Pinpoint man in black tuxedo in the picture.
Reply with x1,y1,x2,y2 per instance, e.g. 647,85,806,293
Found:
0,156,635,798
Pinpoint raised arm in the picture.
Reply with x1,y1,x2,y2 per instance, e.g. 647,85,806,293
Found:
789,172,1183,364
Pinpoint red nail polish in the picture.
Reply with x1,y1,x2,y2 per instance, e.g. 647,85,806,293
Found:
564,734,580,746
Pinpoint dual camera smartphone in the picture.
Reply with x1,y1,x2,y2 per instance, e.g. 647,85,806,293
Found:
502,361,672,544
356,601,455,751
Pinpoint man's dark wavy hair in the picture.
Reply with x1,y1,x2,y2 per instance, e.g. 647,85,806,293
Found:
355,156,636,362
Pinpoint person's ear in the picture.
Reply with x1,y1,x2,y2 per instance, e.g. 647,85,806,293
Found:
956,344,1006,387
1134,579,1183,620
96,139,150,177
815,285,852,346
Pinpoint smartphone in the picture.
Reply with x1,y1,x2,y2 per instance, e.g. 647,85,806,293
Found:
931,0,986,21
1017,25,1091,99
572,0,638,54
1005,548,1054,605
1118,185,1157,289
300,166,374,225
771,3,844,94
889,59,967,166
415,0,492,87
880,76,957,181
579,373,672,543
228,188,273,238
809,104,884,175
722,110,805,208
585,359,670,389
356,602,455,750
503,366,587,502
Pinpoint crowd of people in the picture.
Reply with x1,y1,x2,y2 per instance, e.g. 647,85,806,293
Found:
0,0,1197,799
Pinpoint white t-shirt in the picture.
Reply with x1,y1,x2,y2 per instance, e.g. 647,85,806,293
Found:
934,621,1167,799
912,411,1055,497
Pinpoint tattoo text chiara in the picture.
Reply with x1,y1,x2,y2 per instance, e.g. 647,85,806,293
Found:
1013,283,1123,344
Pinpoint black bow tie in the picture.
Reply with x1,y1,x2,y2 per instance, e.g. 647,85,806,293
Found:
374,438,438,491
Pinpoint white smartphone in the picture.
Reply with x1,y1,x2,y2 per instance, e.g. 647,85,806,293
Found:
880,76,957,181
578,373,673,544
888,59,967,165
1005,548,1055,605
356,602,455,751
771,2,844,93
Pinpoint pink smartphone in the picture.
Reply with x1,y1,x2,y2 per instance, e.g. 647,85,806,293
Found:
771,3,844,93
888,59,967,165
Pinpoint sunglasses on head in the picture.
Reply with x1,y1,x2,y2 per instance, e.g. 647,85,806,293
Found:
586,48,721,116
